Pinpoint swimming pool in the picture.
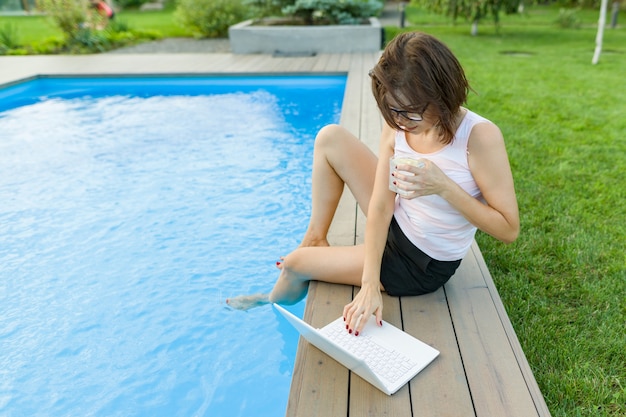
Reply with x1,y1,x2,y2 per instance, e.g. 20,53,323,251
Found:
0,75,346,416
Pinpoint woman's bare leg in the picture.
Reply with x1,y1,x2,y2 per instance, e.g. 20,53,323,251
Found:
226,245,366,310
300,124,378,246
226,125,377,310
268,245,366,304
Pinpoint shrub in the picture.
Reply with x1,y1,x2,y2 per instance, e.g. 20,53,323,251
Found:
36,0,109,52
108,18,132,33
37,0,89,39
31,36,68,54
556,8,581,29
282,0,383,25
115,0,151,9
66,27,111,53
0,22,21,49
6,48,30,55
243,0,294,18
175,0,251,38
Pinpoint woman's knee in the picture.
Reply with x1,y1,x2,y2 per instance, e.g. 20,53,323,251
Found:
316,123,344,138
315,124,355,149
280,249,304,276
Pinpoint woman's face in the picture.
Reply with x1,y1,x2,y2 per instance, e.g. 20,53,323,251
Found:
386,93,436,133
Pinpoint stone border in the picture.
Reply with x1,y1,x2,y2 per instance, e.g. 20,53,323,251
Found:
228,18,382,55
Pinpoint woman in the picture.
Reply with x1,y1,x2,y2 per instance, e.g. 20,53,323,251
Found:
227,32,519,336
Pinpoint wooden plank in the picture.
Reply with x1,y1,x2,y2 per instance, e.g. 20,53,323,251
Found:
322,54,338,72
271,56,298,72
326,54,361,247
184,53,232,73
445,244,543,417
193,53,250,73
402,289,476,417
205,53,233,68
359,53,382,152
286,282,353,417
469,244,552,417
336,53,354,72
355,51,382,243
348,294,412,416
293,56,322,72
310,53,335,72
198,53,258,73
339,55,363,135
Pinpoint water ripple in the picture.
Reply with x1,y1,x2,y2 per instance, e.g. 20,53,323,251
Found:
0,83,339,416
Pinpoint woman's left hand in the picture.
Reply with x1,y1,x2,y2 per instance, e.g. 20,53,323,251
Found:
392,158,449,198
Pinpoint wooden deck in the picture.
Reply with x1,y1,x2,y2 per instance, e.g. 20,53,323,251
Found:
287,244,552,417
286,57,552,413
0,51,550,417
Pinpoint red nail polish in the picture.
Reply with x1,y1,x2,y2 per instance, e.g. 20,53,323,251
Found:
348,329,352,334
345,324,349,329
355,331,359,336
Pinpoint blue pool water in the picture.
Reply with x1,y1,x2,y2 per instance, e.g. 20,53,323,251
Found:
0,76,345,416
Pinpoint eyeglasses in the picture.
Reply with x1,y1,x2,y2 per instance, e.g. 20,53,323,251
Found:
368,68,428,123
389,106,426,122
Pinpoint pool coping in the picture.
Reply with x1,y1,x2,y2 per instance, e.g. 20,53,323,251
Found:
0,53,359,86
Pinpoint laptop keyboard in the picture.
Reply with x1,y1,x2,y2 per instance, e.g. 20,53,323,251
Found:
323,323,417,383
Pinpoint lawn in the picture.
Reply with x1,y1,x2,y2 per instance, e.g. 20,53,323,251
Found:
397,5,625,417
1,3,625,417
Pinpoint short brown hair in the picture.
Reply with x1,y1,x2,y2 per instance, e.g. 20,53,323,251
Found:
370,32,470,144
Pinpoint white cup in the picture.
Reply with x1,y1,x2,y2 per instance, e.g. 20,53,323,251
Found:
389,157,425,195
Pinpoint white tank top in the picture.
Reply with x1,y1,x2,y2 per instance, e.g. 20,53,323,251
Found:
393,109,490,261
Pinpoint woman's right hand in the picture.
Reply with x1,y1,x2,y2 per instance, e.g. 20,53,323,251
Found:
341,122,393,336
343,282,383,336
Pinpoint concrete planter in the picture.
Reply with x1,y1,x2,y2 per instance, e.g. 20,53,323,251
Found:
228,18,382,55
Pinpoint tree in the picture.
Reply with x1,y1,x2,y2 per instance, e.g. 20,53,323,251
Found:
592,0,609,64
412,0,526,35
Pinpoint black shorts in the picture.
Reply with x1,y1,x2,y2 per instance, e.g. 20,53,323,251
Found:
380,217,462,296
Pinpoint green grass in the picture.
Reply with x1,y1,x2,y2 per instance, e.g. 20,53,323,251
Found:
397,5,625,417
1,4,624,416
113,10,192,37
405,3,605,28
0,15,62,44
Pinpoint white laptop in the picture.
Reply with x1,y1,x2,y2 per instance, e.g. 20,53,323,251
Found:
273,303,439,395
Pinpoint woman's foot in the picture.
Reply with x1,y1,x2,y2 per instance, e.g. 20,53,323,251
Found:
226,293,270,311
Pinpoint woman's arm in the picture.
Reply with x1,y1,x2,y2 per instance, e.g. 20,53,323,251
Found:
343,124,397,334
444,122,519,243
396,122,520,243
